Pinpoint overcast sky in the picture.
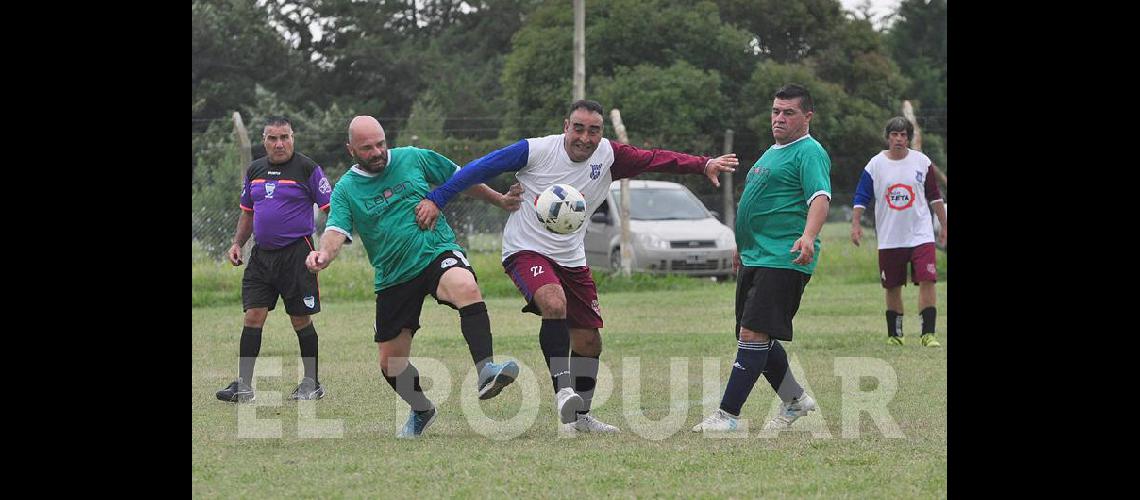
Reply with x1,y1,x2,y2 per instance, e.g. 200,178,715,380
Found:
839,0,903,29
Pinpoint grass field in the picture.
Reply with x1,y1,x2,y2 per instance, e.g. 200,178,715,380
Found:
192,221,947,497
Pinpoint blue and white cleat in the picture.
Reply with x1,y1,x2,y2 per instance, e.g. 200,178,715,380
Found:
477,361,520,400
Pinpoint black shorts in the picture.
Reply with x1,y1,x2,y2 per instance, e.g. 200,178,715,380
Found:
374,250,477,343
242,236,321,316
735,266,811,341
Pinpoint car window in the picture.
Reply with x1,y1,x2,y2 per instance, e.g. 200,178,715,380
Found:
611,188,709,220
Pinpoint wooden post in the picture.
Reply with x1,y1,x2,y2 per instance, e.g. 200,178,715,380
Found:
609,109,633,277
721,129,734,228
573,0,585,101
233,112,252,185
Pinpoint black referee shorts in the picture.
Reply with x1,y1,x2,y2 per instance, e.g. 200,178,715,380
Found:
735,266,811,341
241,236,321,316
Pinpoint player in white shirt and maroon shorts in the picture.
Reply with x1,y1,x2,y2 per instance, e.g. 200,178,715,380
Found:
851,117,948,347
416,99,739,433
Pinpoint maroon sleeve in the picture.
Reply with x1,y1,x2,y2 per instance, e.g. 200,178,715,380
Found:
610,140,710,180
924,164,943,202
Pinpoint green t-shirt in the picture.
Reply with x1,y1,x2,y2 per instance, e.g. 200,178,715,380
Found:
735,135,832,275
326,147,464,291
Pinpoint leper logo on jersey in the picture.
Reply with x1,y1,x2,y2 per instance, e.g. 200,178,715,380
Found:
265,182,276,198
916,171,925,184
885,183,915,210
318,177,332,194
590,163,602,179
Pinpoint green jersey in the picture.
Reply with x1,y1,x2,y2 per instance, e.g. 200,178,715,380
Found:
326,147,464,291
736,135,831,275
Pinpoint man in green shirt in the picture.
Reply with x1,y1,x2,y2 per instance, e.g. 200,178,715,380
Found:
694,84,832,433
306,116,523,438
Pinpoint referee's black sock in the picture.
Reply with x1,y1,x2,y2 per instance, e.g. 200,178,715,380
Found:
295,323,319,382
383,364,433,412
238,326,263,384
539,319,574,393
459,302,493,374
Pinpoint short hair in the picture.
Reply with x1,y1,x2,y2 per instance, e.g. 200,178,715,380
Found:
263,115,292,133
773,84,814,113
567,99,604,119
884,116,914,142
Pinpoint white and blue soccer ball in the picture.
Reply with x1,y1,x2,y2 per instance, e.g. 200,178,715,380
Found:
534,183,588,234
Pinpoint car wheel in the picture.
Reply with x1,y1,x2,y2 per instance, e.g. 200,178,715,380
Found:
609,248,621,270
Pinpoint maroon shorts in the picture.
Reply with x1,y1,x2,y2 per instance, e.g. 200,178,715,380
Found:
878,242,938,288
502,250,603,329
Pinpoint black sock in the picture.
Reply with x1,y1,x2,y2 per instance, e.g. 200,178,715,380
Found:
295,323,319,382
238,326,263,384
719,339,770,416
886,310,903,337
763,340,803,403
539,319,573,393
383,364,433,412
921,306,936,334
459,302,493,374
571,350,599,414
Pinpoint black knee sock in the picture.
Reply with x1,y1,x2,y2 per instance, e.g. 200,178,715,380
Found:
383,364,433,412
459,302,493,374
539,319,573,393
886,310,903,337
571,350,599,414
763,340,803,403
238,326,263,383
295,324,318,382
719,339,770,416
921,307,936,335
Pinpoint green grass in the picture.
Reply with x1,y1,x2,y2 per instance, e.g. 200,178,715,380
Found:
192,280,947,497
192,222,946,307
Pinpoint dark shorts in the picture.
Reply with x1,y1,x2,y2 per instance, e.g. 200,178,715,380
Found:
373,250,477,343
242,236,321,316
878,242,938,288
735,266,811,341
502,250,603,329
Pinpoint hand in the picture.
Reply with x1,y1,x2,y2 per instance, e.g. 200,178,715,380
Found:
790,235,816,265
851,224,863,246
415,199,441,230
939,225,947,247
732,250,740,274
499,183,524,212
305,250,331,273
703,154,739,187
227,243,244,266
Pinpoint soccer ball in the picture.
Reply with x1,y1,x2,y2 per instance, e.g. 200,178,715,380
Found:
534,183,588,234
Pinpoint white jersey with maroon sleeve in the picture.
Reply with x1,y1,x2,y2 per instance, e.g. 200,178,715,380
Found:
501,134,617,267
855,149,943,249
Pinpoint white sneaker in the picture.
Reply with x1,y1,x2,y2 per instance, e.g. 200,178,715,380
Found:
691,409,740,432
563,413,620,433
555,387,584,424
764,393,817,430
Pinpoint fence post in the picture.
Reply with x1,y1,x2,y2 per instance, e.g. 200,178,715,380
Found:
233,112,253,256
721,129,734,229
609,109,633,277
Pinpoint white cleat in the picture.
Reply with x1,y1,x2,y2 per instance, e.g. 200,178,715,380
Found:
691,409,740,432
764,393,817,430
555,387,584,424
563,413,620,433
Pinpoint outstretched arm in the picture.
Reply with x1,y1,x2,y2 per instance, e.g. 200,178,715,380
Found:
610,141,737,183
416,182,524,230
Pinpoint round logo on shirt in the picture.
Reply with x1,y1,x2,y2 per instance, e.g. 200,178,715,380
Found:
885,184,915,210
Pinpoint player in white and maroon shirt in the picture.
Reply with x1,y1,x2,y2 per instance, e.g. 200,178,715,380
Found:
851,116,948,347
415,99,738,433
